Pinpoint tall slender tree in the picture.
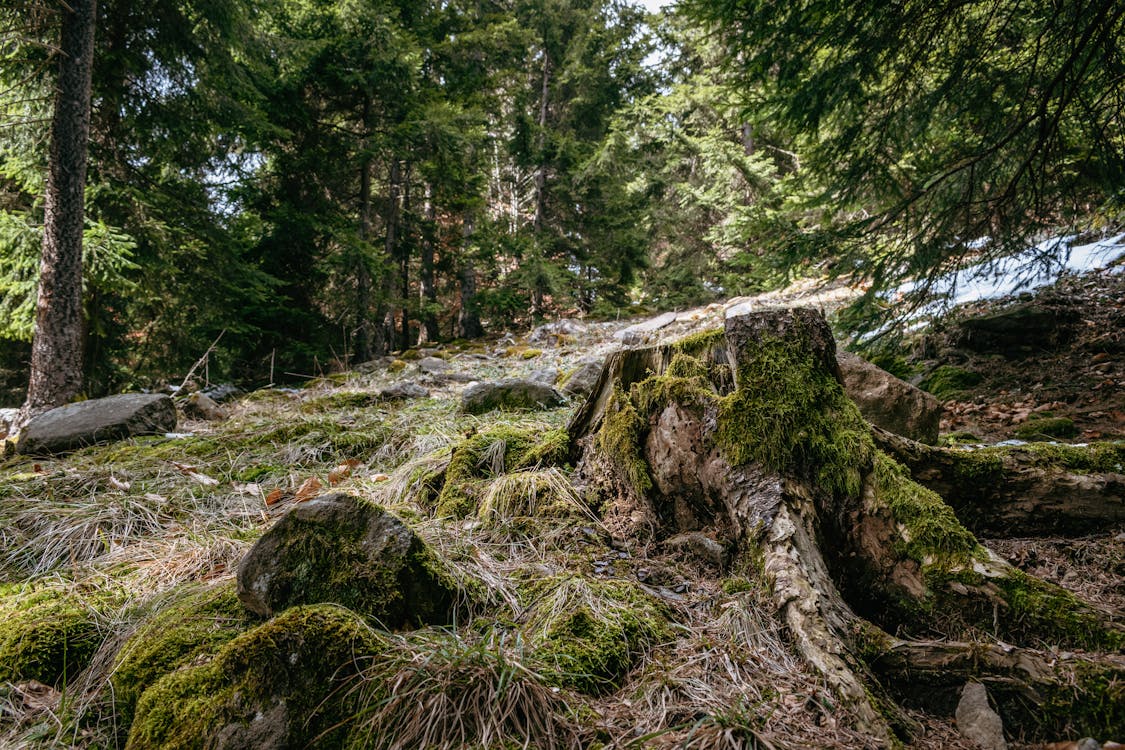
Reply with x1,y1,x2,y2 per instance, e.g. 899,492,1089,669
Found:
19,0,97,424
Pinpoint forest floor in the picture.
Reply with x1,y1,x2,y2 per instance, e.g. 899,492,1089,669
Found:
0,265,1121,749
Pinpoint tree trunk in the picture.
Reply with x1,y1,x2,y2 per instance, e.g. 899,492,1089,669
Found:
418,183,439,345
375,159,402,356
399,161,412,349
570,309,1124,744
456,212,483,340
354,96,375,364
20,0,98,426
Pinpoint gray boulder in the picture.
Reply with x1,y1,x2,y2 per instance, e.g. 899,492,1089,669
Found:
837,351,941,444
955,682,1006,750
416,356,451,375
378,382,429,400
955,301,1079,356
16,394,177,455
614,311,677,345
236,492,459,627
528,368,559,386
0,408,17,439
460,379,567,414
561,357,604,397
200,383,244,403
529,319,587,343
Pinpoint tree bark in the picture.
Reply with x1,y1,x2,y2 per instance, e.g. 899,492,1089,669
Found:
353,96,375,364
456,212,483,340
570,309,1124,744
417,183,439,345
374,158,402,356
21,0,98,425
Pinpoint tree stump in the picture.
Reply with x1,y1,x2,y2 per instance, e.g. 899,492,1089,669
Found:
569,309,1124,744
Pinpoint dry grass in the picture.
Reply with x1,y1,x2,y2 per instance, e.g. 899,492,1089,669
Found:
344,629,586,750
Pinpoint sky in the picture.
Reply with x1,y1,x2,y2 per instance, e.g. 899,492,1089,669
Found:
640,0,673,11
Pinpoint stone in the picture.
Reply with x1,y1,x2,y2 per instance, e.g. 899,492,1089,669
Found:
16,394,177,455
529,319,587,343
460,379,568,415
236,492,459,626
528,368,559,385
955,301,1079,356
837,350,942,444
416,356,451,374
955,682,1007,750
378,382,429,400
200,384,243,403
663,532,728,569
182,392,226,421
613,311,677,345
0,408,17,439
561,357,604,398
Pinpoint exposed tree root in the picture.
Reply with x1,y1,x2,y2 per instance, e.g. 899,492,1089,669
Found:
872,426,1124,537
570,308,1124,746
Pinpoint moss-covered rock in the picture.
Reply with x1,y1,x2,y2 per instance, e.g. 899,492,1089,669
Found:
1014,416,1079,440
918,365,982,401
0,584,103,686
524,576,668,695
433,426,569,518
460,379,567,415
126,604,381,750
236,493,462,626
112,582,253,725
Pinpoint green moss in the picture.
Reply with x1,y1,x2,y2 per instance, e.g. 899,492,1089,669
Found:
1040,661,1125,739
865,352,919,381
0,584,104,686
593,387,654,497
949,449,1004,484
716,333,873,497
672,327,724,357
434,426,570,518
520,348,543,360
525,577,668,695
1015,441,1125,472
994,570,1125,651
918,365,982,401
126,605,383,750
388,359,407,372
665,351,710,380
871,451,978,564
112,582,253,726
938,431,980,446
1014,416,1078,440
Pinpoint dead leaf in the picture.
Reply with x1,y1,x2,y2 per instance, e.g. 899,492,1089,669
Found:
293,476,322,503
265,488,286,506
143,492,167,503
328,459,361,486
108,476,131,492
232,482,263,498
371,473,390,482
169,461,220,487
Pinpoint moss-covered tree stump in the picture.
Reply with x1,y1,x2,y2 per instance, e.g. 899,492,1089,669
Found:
569,308,1124,744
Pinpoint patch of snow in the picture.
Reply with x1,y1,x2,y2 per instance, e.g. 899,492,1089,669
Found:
889,233,1125,317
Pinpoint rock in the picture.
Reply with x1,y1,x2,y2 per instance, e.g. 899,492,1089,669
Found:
955,301,1079,356
416,356,451,374
16,394,177,455
378,382,429,400
528,368,559,386
0,407,17,439
561,357,604,397
955,682,1006,750
663,532,728,569
1075,739,1101,750
613,311,678,345
529,319,587,343
837,350,942,444
126,604,378,750
200,384,243,403
460,379,568,414
236,492,459,626
353,356,395,374
182,392,226,421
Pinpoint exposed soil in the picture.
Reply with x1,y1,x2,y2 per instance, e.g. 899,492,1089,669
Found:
917,270,1125,443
